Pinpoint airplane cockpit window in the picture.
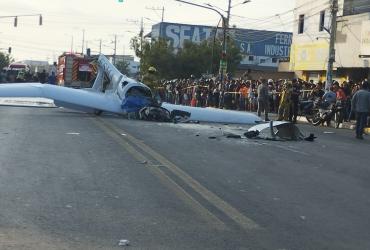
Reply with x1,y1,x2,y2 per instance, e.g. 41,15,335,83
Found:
121,80,129,87
125,86,152,98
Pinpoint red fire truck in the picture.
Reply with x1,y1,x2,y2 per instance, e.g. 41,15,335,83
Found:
57,53,97,88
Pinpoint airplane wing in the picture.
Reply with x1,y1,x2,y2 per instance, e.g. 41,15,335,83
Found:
162,103,262,124
0,83,123,114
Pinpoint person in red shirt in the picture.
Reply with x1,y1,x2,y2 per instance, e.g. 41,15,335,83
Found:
334,81,347,126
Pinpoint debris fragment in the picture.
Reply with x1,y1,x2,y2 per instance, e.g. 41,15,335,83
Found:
66,132,80,135
244,130,260,139
65,204,73,208
118,239,130,246
246,121,306,141
304,133,317,142
138,106,172,122
300,216,306,220
208,136,217,139
224,133,242,139
323,131,335,134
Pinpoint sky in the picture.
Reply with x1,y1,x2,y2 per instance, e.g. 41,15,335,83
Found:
0,0,295,62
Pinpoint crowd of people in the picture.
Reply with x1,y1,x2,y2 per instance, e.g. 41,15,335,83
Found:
153,77,370,138
0,62,57,84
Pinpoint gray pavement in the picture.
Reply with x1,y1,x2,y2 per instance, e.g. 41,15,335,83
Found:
0,106,370,250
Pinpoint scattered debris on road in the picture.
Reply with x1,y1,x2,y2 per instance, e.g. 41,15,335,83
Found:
118,239,130,247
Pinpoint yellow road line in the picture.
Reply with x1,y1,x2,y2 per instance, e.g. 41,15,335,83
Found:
98,118,261,230
93,118,227,231
96,118,261,231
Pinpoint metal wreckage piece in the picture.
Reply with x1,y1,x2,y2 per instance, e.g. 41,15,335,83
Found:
0,54,261,125
245,121,316,141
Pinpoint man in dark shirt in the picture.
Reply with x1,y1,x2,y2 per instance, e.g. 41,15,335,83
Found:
257,79,269,121
351,81,370,139
290,79,301,123
310,82,325,100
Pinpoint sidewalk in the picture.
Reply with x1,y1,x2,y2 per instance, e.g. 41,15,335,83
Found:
267,112,356,130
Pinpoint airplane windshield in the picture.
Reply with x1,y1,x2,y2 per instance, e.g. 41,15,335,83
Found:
125,86,152,98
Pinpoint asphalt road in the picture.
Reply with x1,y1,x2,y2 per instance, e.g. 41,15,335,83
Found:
0,106,369,250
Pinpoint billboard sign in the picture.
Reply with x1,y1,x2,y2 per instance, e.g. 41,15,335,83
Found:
152,22,292,58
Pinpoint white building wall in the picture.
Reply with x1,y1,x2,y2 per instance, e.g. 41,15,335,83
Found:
290,0,370,81
335,13,370,68
293,0,333,44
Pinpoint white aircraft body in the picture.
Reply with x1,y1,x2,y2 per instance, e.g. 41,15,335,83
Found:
0,55,261,124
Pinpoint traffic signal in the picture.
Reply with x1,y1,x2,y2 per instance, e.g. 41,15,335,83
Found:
14,16,17,27
39,15,43,26
8,47,11,54
86,48,91,56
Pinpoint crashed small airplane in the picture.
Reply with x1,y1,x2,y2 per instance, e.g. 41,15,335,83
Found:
0,55,261,124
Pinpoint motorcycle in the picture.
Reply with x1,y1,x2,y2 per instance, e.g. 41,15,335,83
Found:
299,100,316,123
333,100,346,129
311,101,336,127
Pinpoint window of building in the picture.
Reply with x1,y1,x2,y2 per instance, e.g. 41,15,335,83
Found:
248,55,254,61
319,11,325,32
298,14,305,34
272,58,278,63
260,59,266,64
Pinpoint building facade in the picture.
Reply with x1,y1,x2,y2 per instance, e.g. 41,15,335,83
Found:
106,55,140,76
290,0,370,82
150,22,292,76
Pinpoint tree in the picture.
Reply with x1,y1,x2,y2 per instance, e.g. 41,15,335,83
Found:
130,36,242,79
0,52,13,70
131,37,176,79
115,60,130,75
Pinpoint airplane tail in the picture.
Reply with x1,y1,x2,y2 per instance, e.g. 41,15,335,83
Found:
92,54,123,92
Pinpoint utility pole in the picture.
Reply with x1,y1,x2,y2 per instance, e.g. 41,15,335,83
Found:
99,39,102,54
219,0,232,80
227,0,232,27
146,6,165,37
162,7,165,22
81,29,85,54
325,0,338,90
71,35,74,53
140,18,144,56
113,35,117,65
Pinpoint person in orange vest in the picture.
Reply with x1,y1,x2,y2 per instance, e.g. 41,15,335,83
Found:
239,82,249,111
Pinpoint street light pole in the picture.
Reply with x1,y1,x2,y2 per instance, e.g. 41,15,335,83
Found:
175,0,227,81
227,0,232,27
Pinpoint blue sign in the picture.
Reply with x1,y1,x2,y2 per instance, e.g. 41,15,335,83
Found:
152,22,292,58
